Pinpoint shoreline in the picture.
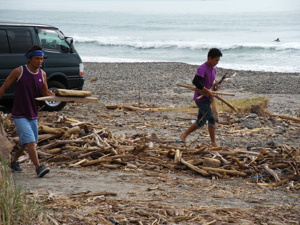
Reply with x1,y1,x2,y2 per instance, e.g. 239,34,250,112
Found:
83,61,300,75
83,62,300,116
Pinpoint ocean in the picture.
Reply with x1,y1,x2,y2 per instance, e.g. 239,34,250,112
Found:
1,0,300,73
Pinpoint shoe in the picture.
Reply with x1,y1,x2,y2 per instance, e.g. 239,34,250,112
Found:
10,161,23,173
36,165,50,178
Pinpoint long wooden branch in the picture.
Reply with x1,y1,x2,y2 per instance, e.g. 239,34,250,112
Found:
261,163,281,182
275,114,300,123
214,95,238,112
180,158,210,177
41,139,85,150
201,167,247,177
177,83,235,96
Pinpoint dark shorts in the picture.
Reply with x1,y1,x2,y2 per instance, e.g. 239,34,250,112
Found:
195,99,215,128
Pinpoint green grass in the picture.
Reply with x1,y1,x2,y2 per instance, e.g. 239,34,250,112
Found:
0,157,44,225
216,96,270,114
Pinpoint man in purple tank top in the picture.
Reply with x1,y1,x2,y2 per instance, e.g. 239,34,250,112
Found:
0,45,54,177
178,48,222,147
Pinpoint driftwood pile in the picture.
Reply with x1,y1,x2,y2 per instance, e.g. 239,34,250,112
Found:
4,111,299,188
1,108,300,224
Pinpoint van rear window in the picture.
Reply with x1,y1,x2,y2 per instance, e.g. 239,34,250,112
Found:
0,30,10,53
7,29,33,54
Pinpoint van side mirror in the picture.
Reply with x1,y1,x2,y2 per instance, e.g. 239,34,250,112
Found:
66,37,73,45
65,37,75,53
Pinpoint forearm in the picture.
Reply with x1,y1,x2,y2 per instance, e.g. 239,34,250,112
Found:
41,88,55,96
0,77,15,99
0,87,5,99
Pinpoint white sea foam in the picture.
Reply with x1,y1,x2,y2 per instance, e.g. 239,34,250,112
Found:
74,36,300,51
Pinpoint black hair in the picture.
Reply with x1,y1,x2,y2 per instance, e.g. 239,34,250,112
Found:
25,45,43,57
208,48,222,59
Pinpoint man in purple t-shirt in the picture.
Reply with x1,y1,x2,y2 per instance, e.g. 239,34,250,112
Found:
179,48,222,147
0,45,54,177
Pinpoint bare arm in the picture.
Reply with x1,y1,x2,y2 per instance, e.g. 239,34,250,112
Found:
0,67,22,99
41,71,55,96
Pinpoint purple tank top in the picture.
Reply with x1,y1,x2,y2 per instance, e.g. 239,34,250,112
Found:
193,62,216,102
12,65,44,119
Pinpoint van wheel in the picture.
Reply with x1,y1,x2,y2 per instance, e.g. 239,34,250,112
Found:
41,81,67,111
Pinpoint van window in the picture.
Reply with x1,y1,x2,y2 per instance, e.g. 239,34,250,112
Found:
0,30,10,53
8,29,33,53
38,29,70,53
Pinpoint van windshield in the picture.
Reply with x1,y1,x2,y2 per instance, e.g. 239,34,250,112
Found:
38,29,70,53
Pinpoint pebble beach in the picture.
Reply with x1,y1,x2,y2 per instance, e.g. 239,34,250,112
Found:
83,62,300,116
10,62,300,224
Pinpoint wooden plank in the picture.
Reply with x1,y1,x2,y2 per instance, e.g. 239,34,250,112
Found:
55,89,92,97
35,96,98,103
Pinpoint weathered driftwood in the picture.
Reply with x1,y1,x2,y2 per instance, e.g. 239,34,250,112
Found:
41,139,85,150
180,158,210,177
69,159,88,167
201,167,248,177
64,126,81,137
174,149,182,164
275,114,300,123
261,163,281,182
93,129,117,155
105,104,170,112
61,115,81,124
211,97,219,124
36,95,98,103
38,134,61,142
55,89,92,97
232,157,248,169
0,112,13,161
13,133,60,143
176,83,235,97
212,151,230,165
82,155,136,167
40,125,63,134
203,158,221,168
45,148,62,154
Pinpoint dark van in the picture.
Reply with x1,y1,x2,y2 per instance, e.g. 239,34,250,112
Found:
0,21,84,111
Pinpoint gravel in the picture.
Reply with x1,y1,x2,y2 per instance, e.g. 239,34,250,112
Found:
82,62,300,116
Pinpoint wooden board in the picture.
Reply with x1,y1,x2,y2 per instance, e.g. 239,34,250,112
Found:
55,89,92,97
36,96,98,103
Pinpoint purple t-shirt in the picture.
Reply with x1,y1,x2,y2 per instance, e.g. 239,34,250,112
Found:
12,65,44,120
193,62,216,102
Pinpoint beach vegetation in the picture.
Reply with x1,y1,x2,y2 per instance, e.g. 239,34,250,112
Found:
162,96,270,115
0,157,44,225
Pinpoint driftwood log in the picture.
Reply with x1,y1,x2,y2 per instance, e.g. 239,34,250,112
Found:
0,112,13,162
55,89,92,97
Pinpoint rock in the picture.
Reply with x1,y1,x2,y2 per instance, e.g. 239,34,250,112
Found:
243,119,260,129
203,158,221,168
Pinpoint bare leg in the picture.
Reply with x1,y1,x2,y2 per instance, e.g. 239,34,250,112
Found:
179,123,198,143
26,142,40,168
208,126,219,147
12,145,26,162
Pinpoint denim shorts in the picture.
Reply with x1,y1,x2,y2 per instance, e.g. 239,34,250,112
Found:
13,118,38,146
195,99,215,128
